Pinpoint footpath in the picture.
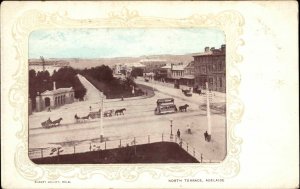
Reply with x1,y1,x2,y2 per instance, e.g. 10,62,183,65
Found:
135,78,226,106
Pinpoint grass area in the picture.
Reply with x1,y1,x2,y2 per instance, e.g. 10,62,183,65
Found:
84,74,154,99
31,142,199,164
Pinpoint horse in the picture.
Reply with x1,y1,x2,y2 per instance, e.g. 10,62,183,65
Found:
115,108,126,116
179,104,189,112
182,89,188,93
75,114,90,123
74,114,80,123
80,114,90,122
51,118,63,126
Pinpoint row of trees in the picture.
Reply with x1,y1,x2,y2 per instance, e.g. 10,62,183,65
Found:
29,67,86,110
80,65,114,82
80,65,143,99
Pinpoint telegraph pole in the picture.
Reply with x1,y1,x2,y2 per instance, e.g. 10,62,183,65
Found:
170,120,173,140
100,94,104,142
206,82,212,142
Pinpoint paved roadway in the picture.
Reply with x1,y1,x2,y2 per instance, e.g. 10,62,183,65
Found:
29,75,226,161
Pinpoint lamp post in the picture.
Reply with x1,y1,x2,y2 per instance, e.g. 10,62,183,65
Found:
206,82,212,142
100,93,104,142
170,120,173,139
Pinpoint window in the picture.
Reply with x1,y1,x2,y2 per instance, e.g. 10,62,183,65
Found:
201,66,206,74
208,65,211,72
209,78,213,85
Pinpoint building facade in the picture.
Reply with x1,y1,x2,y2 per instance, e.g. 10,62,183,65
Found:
179,61,195,87
193,45,226,92
35,82,75,112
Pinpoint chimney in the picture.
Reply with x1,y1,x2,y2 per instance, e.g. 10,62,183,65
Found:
221,44,226,52
204,47,209,52
53,81,56,90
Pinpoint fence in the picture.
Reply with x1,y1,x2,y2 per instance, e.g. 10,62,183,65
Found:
29,133,217,163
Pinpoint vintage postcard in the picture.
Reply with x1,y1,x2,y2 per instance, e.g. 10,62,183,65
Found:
1,1,298,189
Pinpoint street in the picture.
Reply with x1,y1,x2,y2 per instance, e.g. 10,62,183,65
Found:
29,75,226,161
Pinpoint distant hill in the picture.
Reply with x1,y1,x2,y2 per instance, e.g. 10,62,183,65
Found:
29,53,197,69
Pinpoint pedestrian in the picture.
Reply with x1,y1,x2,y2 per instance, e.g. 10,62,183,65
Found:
121,96,124,101
204,131,208,141
187,124,191,134
177,129,181,139
89,106,92,111
48,107,51,112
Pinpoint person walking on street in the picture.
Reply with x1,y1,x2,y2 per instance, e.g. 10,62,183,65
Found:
89,106,92,111
204,131,208,141
177,129,181,139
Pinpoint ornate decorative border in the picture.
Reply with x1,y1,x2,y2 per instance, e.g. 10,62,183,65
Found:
10,8,244,181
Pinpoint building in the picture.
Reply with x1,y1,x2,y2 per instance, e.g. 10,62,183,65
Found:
179,61,195,87
29,59,69,75
35,82,75,112
193,44,226,92
113,64,123,75
159,63,186,85
113,62,146,77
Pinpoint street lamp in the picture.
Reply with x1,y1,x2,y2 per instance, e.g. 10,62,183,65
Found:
170,120,173,139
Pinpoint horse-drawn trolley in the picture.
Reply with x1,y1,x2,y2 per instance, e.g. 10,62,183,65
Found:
154,98,178,115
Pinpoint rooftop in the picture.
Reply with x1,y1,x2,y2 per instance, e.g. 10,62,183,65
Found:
193,44,226,57
41,87,74,96
161,64,186,71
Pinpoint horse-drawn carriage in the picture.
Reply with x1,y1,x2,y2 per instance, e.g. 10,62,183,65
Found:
103,109,114,117
182,88,192,97
89,109,101,119
41,118,63,128
89,109,115,118
74,109,117,123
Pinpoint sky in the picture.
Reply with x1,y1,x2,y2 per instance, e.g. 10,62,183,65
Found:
29,28,225,59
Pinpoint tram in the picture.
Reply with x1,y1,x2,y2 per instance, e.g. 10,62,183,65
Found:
154,98,178,115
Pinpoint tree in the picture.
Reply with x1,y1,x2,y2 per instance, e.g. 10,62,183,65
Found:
52,67,86,100
130,68,144,78
123,77,136,89
29,69,37,109
36,70,52,93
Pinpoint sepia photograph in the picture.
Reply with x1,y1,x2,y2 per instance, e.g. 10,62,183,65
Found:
28,28,226,164
2,1,298,189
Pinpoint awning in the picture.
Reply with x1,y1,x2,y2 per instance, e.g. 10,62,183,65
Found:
180,75,195,79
